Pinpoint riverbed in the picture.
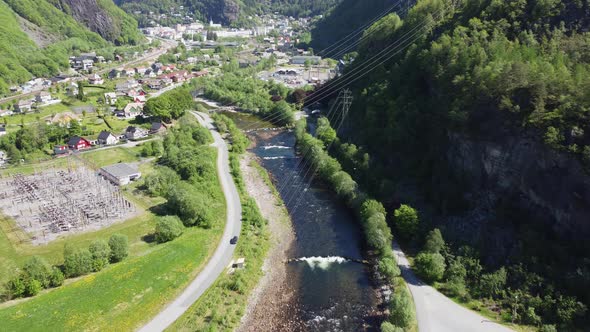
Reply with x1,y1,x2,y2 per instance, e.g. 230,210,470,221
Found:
224,112,380,331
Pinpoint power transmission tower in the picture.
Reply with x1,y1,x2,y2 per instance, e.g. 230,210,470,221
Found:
338,88,353,131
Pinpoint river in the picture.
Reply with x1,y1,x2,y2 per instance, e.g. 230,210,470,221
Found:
224,111,380,331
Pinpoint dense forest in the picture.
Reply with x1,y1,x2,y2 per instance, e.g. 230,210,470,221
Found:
0,0,141,94
313,0,590,329
115,0,340,26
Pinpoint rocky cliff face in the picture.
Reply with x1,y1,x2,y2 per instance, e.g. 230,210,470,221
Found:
441,128,590,258
59,0,119,42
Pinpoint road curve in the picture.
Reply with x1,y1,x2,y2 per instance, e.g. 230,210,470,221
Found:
139,111,242,332
393,242,513,332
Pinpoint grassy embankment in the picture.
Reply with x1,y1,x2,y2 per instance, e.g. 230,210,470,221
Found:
170,116,272,331
0,130,225,330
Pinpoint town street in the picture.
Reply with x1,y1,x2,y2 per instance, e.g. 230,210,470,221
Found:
138,111,242,331
393,242,514,332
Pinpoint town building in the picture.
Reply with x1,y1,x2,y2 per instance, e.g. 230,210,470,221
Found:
67,136,92,150
35,92,52,103
116,103,143,119
125,126,148,140
53,145,70,156
15,100,33,113
290,55,322,65
66,83,79,97
99,163,141,186
88,74,104,85
97,131,119,145
150,122,168,135
104,92,117,105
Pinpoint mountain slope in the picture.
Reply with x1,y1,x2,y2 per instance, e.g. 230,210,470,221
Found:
315,0,590,328
115,0,341,26
0,0,141,95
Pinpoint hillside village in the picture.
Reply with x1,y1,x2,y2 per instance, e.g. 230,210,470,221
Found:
0,12,337,166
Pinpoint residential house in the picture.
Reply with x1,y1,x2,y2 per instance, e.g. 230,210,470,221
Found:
104,92,117,105
88,74,104,85
290,55,321,65
67,136,92,150
172,70,189,83
66,83,79,97
116,103,143,119
116,80,139,93
125,126,148,140
0,109,13,117
0,127,6,137
108,69,121,79
99,163,141,186
73,58,94,71
97,131,119,145
134,67,148,76
0,150,6,166
149,122,168,135
14,100,33,113
122,68,135,77
35,92,52,103
147,80,163,90
54,145,70,156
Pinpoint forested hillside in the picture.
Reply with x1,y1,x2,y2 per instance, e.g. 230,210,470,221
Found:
115,0,340,26
316,0,590,329
0,0,141,94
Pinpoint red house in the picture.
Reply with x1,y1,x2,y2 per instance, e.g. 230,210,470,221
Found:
67,136,92,150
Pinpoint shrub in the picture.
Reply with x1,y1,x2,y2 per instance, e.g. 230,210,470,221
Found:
539,325,557,332
167,184,213,228
89,240,111,272
378,256,401,281
63,245,93,278
380,321,403,332
478,267,507,299
49,267,64,287
155,216,185,243
24,279,42,297
424,228,445,254
389,286,415,328
415,252,446,283
143,166,181,197
109,234,129,263
394,204,419,240
22,256,52,288
6,277,25,299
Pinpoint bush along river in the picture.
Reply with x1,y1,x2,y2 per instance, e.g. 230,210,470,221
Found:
223,112,381,331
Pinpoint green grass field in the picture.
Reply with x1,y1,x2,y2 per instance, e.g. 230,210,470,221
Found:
0,145,226,331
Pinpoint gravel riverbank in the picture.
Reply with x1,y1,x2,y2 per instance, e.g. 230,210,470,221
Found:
237,152,303,331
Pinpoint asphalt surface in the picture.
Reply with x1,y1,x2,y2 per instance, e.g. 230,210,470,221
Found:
138,111,242,332
393,242,514,332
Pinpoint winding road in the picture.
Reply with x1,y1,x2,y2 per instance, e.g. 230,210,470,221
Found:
139,111,242,332
393,242,514,332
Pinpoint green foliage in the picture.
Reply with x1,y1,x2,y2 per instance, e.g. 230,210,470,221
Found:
141,140,164,157
167,183,213,228
6,277,25,299
424,228,445,254
143,166,181,197
380,321,403,332
415,252,446,282
394,205,419,240
193,73,295,127
108,234,129,263
22,256,52,288
478,267,507,299
155,216,185,243
316,116,337,146
378,256,401,281
388,286,415,328
89,240,111,272
24,278,42,297
144,87,193,121
212,113,249,153
63,245,93,278
48,267,64,288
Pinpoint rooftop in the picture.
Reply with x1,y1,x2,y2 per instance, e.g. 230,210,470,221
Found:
100,163,140,179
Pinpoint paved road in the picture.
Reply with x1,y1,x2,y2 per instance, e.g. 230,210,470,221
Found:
139,111,242,332
393,242,513,332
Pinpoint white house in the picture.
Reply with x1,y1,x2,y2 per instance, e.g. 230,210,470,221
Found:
125,126,148,140
15,100,33,113
97,131,119,145
35,92,52,103
117,103,143,119
0,127,6,137
66,83,79,97
104,92,117,105
99,163,141,186
88,74,104,85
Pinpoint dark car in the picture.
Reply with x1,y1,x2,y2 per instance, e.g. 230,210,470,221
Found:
230,236,238,245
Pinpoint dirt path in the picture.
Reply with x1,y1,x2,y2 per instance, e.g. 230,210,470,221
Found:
237,153,303,331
